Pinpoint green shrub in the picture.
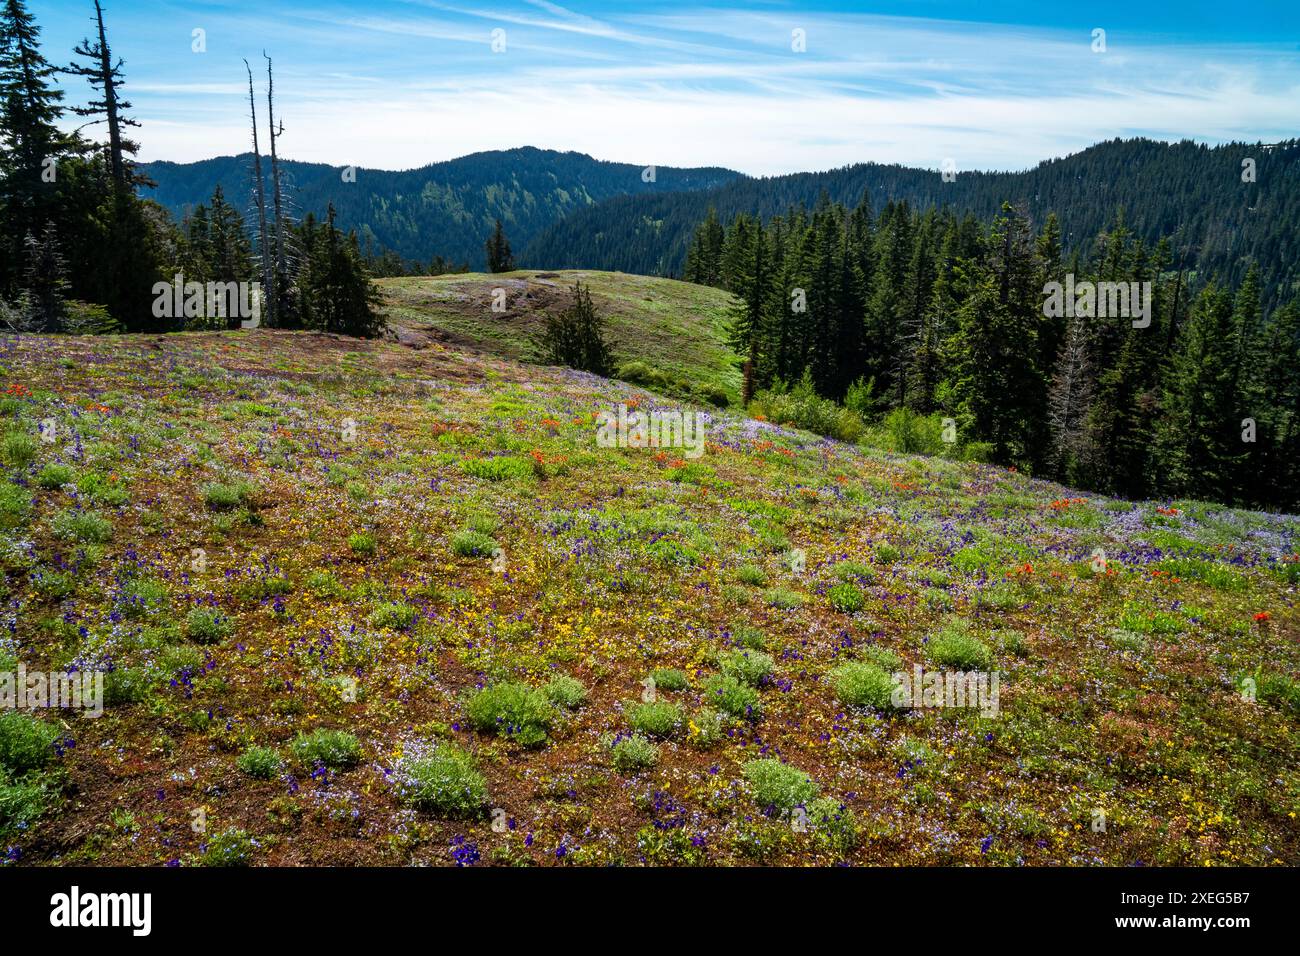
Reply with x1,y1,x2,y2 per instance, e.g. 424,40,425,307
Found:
461,456,533,481
611,734,659,773
77,472,128,506
290,728,362,770
348,532,376,556
765,587,805,610
158,645,204,676
1,431,38,469
465,683,555,748
626,700,685,739
808,796,859,851
719,649,775,687
834,561,874,583
117,577,169,619
830,661,897,709
36,463,73,489
743,758,818,812
238,573,293,600
861,645,903,672
370,601,418,630
0,712,59,775
186,607,232,644
731,624,766,649
393,742,489,816
1275,560,1300,586
53,509,112,543
0,767,52,839
735,564,767,587
648,668,689,691
687,707,728,749
543,674,588,710
703,674,763,720
828,581,865,612
0,481,30,528
874,542,901,564
876,407,949,456
236,745,283,779
202,481,250,511
927,622,993,670
951,546,997,575
466,513,500,536
32,570,75,601
749,373,864,442
452,529,498,558
201,828,255,866
1157,558,1246,592
104,666,151,706
1255,670,1300,716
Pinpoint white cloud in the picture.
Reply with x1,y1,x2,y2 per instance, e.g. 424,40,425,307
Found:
111,7,1300,172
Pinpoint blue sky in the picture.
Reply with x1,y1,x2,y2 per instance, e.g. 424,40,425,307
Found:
31,0,1300,174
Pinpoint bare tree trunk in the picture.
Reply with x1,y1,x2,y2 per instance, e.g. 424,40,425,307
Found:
265,53,287,315
245,59,274,327
91,1,122,186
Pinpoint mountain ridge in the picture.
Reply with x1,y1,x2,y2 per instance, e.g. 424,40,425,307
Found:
140,146,742,270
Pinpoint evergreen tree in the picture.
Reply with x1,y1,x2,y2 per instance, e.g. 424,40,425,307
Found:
0,0,78,293
539,281,613,376
485,219,514,273
65,0,140,189
1154,285,1243,498
725,223,772,404
295,204,383,337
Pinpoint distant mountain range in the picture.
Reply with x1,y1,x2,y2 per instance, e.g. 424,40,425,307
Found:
524,138,1300,308
140,147,739,270
143,138,1300,306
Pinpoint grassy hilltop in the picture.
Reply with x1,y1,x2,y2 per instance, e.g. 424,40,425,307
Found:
380,270,742,406
0,304,1298,867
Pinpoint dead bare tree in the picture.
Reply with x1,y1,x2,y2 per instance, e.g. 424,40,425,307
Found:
244,58,274,326
1047,312,1095,474
66,0,140,189
265,52,288,320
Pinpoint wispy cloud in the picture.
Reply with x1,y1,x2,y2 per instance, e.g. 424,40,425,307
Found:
31,0,1300,173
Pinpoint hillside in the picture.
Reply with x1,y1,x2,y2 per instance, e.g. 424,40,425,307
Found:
378,270,741,405
2,325,1298,867
140,148,740,271
525,138,1300,308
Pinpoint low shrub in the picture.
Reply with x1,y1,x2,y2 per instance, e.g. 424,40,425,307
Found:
290,728,362,770
465,683,555,748
611,734,658,773
743,758,818,812
392,741,489,816
236,745,283,779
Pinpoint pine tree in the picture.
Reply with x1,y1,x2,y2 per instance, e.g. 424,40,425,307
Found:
684,207,725,286
1154,285,1243,498
947,204,1044,465
65,0,140,189
485,219,514,272
295,204,383,337
726,223,772,404
206,185,253,284
539,281,613,376
865,200,912,405
0,0,77,292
